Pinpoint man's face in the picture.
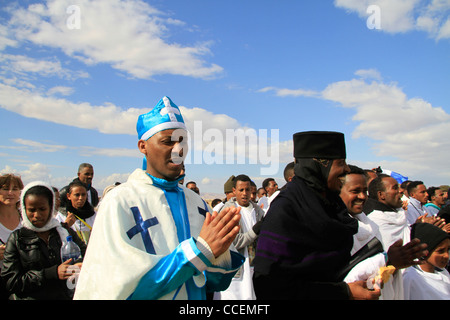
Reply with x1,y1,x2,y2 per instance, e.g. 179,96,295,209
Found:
265,180,278,197
340,173,367,216
327,159,350,192
187,183,199,194
380,177,403,209
78,167,94,185
138,129,186,181
257,188,266,199
234,180,251,207
412,184,428,205
432,189,446,207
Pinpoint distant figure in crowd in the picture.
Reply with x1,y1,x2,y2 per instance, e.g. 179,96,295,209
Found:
56,181,96,244
257,178,278,213
214,174,264,300
424,187,446,216
213,175,235,213
60,163,99,209
406,181,429,225
186,181,200,195
74,96,243,300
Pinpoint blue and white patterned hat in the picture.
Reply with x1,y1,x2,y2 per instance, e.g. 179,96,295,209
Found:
137,96,187,141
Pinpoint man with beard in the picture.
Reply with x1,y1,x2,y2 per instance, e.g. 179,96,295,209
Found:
252,131,380,300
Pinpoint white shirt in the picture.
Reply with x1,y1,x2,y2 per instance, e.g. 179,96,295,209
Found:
403,266,450,300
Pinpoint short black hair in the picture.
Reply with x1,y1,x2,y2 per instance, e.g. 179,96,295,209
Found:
283,162,295,182
233,174,251,187
427,186,440,199
24,185,53,209
400,180,411,189
368,174,390,200
68,181,87,194
406,181,424,195
262,178,275,191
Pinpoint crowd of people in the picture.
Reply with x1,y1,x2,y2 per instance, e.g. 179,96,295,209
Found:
1,96,449,301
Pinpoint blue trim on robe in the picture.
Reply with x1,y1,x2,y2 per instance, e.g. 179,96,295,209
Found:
129,238,245,300
128,173,244,300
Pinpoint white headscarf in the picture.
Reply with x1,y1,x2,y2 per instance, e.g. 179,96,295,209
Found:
20,181,69,244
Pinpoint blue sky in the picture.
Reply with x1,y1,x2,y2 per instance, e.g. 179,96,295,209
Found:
1,0,450,196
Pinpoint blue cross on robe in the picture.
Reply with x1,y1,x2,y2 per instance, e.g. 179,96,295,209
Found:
126,207,159,254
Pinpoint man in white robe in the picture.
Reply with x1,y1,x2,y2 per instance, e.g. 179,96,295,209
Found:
74,96,244,300
340,168,427,299
213,174,264,300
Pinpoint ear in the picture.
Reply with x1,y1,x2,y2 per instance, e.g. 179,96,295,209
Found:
377,190,385,200
138,139,147,155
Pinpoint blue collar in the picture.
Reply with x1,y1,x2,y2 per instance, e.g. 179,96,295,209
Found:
146,173,185,190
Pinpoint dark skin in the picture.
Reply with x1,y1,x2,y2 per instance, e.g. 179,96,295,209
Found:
25,194,82,280
138,129,241,258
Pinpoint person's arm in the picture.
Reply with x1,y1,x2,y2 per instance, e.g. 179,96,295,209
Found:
129,208,244,300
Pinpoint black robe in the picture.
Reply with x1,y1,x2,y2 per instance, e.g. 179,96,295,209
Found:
252,176,358,300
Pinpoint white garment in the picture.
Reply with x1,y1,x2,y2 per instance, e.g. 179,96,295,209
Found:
258,191,280,215
0,221,22,269
257,196,269,213
214,204,256,300
344,213,403,299
403,266,450,300
212,201,224,213
367,208,410,250
0,221,21,245
74,169,238,300
55,212,96,244
406,197,427,225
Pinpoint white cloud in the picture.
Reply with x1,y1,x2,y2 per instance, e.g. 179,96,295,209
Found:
334,0,450,40
4,0,223,79
0,163,53,185
46,86,74,96
257,86,319,98
0,83,141,135
201,177,211,185
259,69,450,182
0,53,89,81
10,138,68,153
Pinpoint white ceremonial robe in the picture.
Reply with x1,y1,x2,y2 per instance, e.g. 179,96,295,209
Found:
403,266,450,300
74,169,243,300
344,213,403,300
367,208,410,250
214,204,256,300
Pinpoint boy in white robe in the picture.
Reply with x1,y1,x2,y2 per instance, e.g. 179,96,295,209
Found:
403,223,450,300
74,96,244,300
213,174,264,300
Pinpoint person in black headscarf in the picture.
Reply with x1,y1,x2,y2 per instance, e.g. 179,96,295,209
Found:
252,131,381,300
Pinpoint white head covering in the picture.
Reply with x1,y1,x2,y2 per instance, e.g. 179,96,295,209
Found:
20,181,69,243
